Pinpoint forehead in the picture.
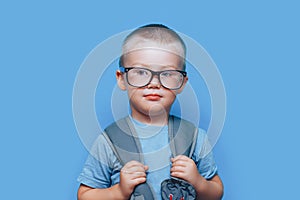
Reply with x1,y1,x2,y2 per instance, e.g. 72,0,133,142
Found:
123,37,185,59
125,48,182,68
122,39,185,69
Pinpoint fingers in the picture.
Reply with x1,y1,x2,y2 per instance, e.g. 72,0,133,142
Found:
171,156,187,175
119,161,148,197
120,160,148,185
171,155,190,162
171,155,192,168
122,160,148,174
170,155,198,181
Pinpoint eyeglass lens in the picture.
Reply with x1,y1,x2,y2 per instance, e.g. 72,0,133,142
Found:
126,68,185,89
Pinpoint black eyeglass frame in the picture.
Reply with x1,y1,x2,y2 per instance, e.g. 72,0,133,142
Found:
119,66,187,90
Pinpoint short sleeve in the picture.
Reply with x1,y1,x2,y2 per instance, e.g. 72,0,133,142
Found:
77,134,122,188
192,129,218,180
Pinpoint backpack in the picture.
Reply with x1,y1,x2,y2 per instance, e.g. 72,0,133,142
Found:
103,115,198,200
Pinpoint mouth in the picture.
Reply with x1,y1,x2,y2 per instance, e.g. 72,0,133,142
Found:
143,93,162,101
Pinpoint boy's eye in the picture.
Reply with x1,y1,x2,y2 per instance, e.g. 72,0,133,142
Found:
161,71,176,77
161,72,171,77
133,69,149,76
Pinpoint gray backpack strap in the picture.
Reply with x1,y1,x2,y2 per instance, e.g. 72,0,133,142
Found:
104,117,155,200
168,115,198,158
104,117,144,164
162,116,198,200
103,115,198,200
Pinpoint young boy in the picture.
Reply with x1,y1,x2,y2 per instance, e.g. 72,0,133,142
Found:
77,24,223,200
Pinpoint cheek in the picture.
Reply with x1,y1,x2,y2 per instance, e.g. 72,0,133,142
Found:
126,88,140,101
162,91,177,105
166,90,177,99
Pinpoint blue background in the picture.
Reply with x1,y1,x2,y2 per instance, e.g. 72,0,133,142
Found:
1,0,299,199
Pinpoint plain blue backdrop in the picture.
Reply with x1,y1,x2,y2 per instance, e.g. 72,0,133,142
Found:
1,0,299,199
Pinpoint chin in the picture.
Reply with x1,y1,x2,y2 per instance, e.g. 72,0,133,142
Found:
146,104,168,117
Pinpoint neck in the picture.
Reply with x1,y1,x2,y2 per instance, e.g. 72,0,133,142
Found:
131,112,169,126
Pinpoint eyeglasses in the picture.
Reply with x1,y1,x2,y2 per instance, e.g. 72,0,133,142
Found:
119,66,187,90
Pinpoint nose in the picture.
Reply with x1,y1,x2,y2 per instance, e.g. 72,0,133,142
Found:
147,75,161,89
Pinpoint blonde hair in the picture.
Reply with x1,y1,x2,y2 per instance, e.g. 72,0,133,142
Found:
120,24,186,69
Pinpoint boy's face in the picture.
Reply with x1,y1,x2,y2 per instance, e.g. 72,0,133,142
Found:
116,44,187,122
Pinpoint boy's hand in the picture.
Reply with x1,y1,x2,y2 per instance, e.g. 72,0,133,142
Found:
119,160,148,198
171,155,202,187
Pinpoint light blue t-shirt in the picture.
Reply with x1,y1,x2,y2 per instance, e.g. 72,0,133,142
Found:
77,117,217,199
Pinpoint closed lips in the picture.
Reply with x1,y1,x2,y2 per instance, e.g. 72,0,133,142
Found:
143,93,162,100
143,94,162,97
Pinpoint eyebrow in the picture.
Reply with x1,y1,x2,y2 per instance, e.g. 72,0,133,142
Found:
128,63,180,70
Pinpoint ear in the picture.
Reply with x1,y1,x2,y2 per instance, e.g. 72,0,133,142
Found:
176,76,188,94
116,70,127,90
